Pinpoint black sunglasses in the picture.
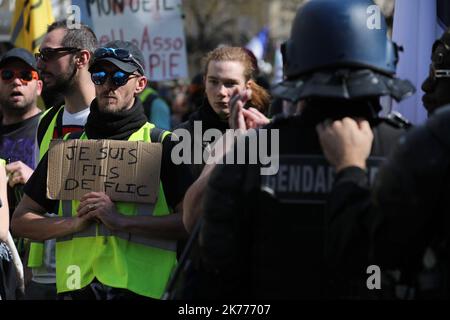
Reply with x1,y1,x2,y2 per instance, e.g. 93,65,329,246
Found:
91,69,139,87
35,47,81,62
94,47,144,73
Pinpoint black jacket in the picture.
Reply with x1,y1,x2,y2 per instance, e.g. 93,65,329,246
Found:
175,103,229,180
198,108,407,299
326,105,450,299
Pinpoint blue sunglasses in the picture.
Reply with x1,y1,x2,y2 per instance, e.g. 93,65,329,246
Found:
91,70,138,87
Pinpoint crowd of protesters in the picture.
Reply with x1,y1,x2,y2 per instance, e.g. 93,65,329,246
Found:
2,0,450,301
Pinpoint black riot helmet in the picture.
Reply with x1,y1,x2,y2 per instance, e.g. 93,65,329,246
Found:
273,0,415,104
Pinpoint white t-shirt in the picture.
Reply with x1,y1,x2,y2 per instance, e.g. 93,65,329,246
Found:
62,107,90,128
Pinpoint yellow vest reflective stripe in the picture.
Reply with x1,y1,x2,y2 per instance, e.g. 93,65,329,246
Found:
57,199,176,252
55,123,176,299
38,105,64,161
27,242,44,268
28,105,65,268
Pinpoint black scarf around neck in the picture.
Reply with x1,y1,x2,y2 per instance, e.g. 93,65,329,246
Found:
85,97,148,140
190,101,229,134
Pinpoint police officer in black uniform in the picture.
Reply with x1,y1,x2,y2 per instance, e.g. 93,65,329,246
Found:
319,28,450,299
197,0,415,299
422,28,450,115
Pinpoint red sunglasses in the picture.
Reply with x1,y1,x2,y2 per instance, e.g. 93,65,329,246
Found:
0,69,39,84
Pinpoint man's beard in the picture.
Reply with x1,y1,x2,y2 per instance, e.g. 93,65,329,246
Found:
43,60,77,97
0,96,34,118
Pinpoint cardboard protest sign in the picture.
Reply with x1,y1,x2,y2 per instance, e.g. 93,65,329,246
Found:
88,0,188,81
47,139,162,203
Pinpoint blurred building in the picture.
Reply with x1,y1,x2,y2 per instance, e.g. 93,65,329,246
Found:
183,0,394,76
0,0,394,76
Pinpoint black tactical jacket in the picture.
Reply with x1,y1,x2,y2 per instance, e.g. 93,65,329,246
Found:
198,107,407,299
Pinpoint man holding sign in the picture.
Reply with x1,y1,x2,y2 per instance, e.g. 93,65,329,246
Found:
12,41,192,300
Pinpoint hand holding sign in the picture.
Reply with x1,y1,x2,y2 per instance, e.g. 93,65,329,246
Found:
78,192,122,232
72,212,97,234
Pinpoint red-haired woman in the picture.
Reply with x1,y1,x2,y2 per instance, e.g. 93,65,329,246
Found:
175,46,271,181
